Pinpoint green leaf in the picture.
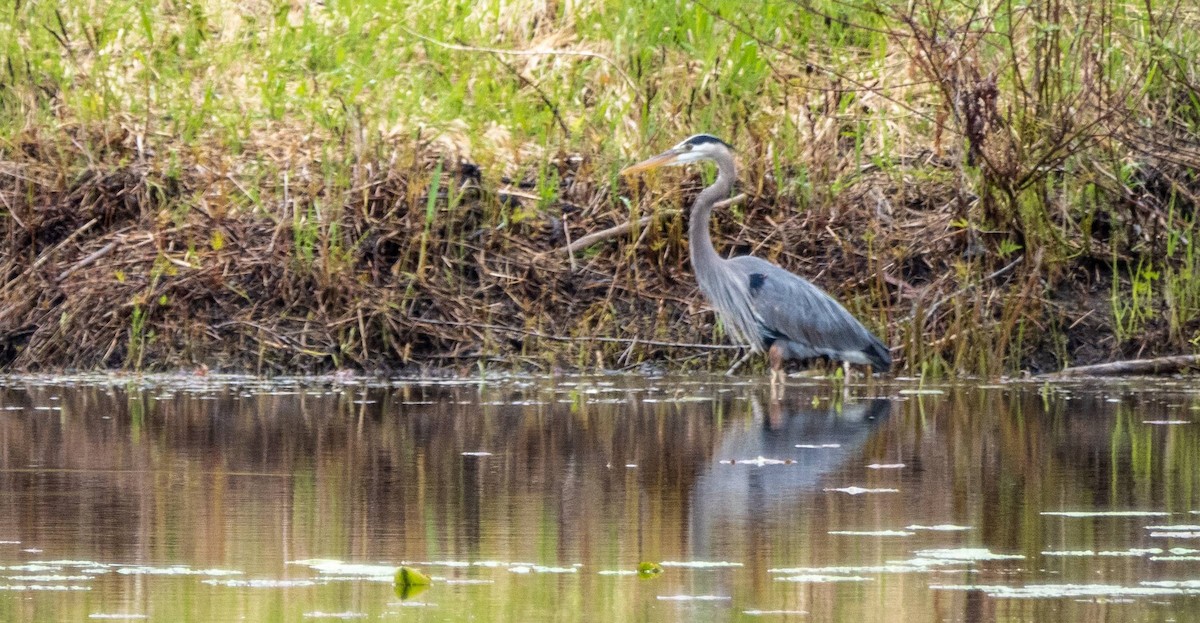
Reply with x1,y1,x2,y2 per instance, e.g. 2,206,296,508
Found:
394,566,431,587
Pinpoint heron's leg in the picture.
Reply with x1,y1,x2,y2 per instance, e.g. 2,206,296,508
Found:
770,369,784,401
725,349,753,376
768,344,785,400
842,360,850,381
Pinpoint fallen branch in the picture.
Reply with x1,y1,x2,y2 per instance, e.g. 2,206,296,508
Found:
56,240,117,282
565,193,747,254
55,229,141,281
1048,355,1200,377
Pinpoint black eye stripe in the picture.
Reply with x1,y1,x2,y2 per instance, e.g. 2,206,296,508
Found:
682,134,732,149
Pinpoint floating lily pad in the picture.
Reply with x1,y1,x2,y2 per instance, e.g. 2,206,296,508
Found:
637,562,663,577
394,566,431,588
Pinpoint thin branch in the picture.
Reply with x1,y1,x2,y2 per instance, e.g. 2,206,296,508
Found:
564,193,747,254
56,240,117,282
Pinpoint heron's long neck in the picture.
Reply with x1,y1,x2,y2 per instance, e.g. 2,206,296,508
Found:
689,157,736,273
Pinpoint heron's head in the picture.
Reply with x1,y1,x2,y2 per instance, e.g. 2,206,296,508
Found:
621,134,733,175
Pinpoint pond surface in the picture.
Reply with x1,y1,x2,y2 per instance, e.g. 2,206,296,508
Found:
0,375,1199,622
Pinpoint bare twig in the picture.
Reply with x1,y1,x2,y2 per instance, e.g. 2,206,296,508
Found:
56,240,117,282
565,193,747,254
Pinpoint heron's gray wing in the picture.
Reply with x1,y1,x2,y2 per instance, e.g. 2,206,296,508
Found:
726,256,890,368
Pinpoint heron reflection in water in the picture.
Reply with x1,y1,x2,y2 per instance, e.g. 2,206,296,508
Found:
689,393,893,556
622,135,891,387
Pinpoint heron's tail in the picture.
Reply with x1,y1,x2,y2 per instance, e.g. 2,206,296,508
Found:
863,336,892,373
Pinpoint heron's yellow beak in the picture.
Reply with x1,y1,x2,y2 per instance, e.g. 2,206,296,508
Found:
620,148,686,175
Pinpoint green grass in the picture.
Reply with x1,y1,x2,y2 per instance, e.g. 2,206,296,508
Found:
6,0,1197,183
0,0,896,174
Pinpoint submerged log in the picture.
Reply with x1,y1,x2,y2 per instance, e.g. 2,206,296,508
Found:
1051,355,1200,377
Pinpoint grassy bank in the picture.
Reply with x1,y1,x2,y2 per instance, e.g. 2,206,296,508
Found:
2,0,1199,375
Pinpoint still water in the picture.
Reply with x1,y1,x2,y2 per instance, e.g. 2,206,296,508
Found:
0,375,1198,622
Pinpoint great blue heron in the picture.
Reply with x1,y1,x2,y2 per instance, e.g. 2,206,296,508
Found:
621,134,891,383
